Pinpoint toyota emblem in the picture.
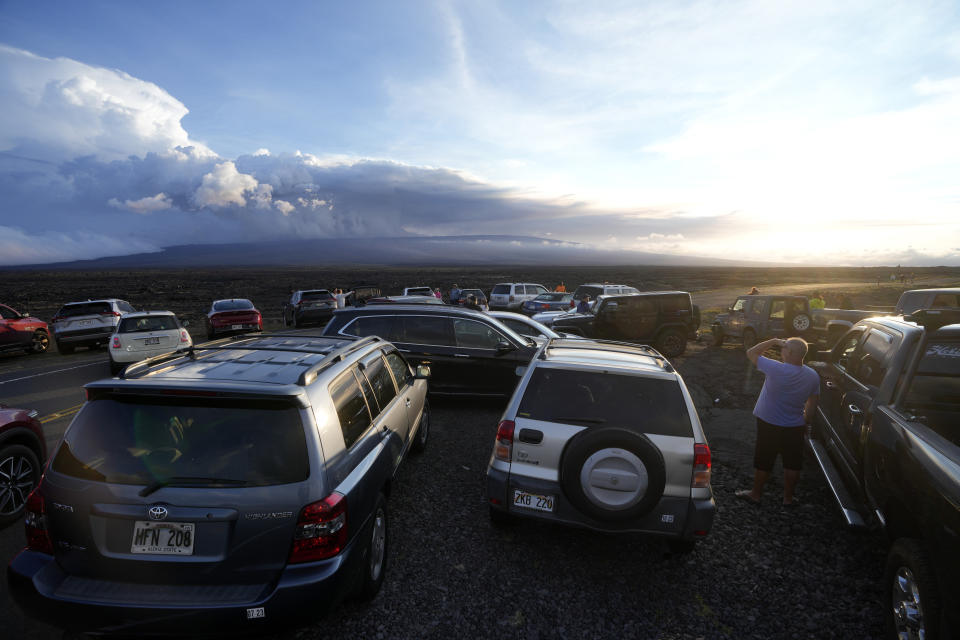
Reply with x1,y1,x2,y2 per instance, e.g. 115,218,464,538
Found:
148,505,169,521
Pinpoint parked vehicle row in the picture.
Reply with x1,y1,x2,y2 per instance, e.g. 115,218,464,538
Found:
0,304,49,355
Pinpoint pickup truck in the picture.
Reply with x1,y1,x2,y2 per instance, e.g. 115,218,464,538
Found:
807,309,960,639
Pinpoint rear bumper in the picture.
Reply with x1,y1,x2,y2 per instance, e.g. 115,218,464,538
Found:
8,530,368,636
55,330,114,345
486,465,715,540
294,309,335,324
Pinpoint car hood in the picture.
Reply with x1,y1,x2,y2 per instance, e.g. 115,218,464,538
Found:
553,311,593,324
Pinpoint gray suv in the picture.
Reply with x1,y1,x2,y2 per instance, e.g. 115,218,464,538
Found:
486,338,715,552
9,333,430,635
51,298,136,354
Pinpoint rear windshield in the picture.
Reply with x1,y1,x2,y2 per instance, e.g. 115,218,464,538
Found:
904,341,960,444
492,284,511,295
573,286,603,300
57,302,112,317
52,397,309,486
517,368,692,437
213,299,254,311
118,316,179,333
302,291,333,301
535,293,570,302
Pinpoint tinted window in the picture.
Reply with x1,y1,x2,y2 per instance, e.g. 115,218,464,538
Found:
0,305,16,319
398,316,455,346
517,369,692,437
385,351,412,388
932,293,960,308
835,330,865,371
769,300,785,318
492,284,511,295
851,330,897,386
500,318,546,338
118,316,179,333
52,397,308,485
660,295,691,313
573,286,603,300
454,318,503,348
57,302,112,317
331,370,373,448
362,356,397,410
623,287,640,294
343,315,398,340
301,291,333,301
732,298,746,312
213,299,254,311
117,301,136,313
904,341,960,444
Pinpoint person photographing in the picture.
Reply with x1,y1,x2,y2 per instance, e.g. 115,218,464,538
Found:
736,337,819,507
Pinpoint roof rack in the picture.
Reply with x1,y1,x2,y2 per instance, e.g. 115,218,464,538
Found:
903,308,960,331
537,337,674,372
297,336,384,385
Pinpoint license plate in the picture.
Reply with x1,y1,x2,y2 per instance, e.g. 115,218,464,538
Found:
513,489,555,512
131,521,195,555
231,324,243,330
144,337,160,345
78,319,92,327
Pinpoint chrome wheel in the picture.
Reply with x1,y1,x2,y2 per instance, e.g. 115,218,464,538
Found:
369,506,386,582
892,566,926,639
0,448,38,518
31,330,49,353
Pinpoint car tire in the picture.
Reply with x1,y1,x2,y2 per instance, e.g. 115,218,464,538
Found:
885,539,943,640
0,444,42,527
488,505,516,527
656,329,686,357
356,493,388,602
711,326,724,346
56,340,75,355
28,330,50,354
742,329,757,350
560,428,666,522
109,358,126,376
667,539,697,554
411,400,430,454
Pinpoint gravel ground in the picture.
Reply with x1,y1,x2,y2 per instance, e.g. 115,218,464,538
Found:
262,344,888,640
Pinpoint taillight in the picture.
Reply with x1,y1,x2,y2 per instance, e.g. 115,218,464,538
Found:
51,316,63,323
24,486,53,555
101,311,121,317
569,301,575,308
289,492,347,563
494,420,515,462
111,336,121,349
692,443,712,488
179,329,190,343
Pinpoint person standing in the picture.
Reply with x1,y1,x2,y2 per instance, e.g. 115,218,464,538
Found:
748,286,760,295
736,337,820,506
576,295,591,313
450,284,461,304
333,288,346,309
434,288,442,299
554,282,566,292
809,292,825,309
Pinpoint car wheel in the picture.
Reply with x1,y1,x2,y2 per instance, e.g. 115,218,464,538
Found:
489,505,516,527
560,428,666,522
28,330,50,354
667,539,697,554
109,358,126,376
356,493,388,601
411,400,430,454
791,313,811,332
885,539,943,640
56,340,75,355
742,329,757,350
656,329,686,357
0,444,41,527
711,326,724,346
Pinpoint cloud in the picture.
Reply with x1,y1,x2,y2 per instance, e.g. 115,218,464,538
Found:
0,225,160,265
107,192,173,214
193,161,259,208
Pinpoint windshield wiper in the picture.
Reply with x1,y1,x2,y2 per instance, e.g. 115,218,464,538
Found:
554,416,607,424
139,477,249,497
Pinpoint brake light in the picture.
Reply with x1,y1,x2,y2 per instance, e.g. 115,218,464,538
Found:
289,492,347,563
692,443,712,488
179,329,190,343
51,316,64,323
24,486,53,555
110,336,120,349
494,420,515,462
100,311,121,317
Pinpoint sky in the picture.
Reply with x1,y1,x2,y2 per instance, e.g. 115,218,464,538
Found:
1,0,959,266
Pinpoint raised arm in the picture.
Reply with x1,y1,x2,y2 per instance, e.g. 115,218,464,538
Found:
746,337,785,366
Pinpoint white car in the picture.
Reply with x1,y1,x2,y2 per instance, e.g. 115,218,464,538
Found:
488,311,581,341
531,310,568,327
108,311,192,375
489,282,549,311
402,286,436,297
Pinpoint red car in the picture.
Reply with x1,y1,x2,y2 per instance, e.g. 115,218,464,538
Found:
205,299,263,340
0,304,50,355
0,404,46,526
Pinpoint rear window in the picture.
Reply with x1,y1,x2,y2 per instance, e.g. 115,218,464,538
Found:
573,286,603,300
904,341,960,444
302,291,333,301
57,302,112,317
213,300,254,311
118,316,179,333
517,368,692,437
52,397,309,486
660,295,692,313
492,284,511,295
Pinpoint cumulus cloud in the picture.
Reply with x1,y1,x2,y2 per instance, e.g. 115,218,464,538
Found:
108,192,173,214
193,161,259,208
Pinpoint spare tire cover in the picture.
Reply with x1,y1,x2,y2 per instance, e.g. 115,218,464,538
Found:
561,428,666,522
792,313,811,332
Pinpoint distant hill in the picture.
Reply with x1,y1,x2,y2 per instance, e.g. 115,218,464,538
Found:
5,235,769,269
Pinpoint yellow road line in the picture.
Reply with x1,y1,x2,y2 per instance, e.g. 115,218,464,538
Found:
39,403,83,424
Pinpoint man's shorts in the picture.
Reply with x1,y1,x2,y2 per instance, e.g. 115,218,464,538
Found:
754,418,805,472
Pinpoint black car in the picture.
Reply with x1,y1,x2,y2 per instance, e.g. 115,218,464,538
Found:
282,290,338,327
552,291,700,357
322,305,538,396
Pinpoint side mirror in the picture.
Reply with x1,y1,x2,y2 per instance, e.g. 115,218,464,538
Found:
415,364,431,379
19,311,30,318
496,340,517,354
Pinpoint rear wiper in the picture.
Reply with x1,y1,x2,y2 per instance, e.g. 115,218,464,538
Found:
554,416,607,424
139,477,249,497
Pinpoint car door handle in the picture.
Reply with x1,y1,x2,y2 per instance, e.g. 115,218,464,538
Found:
825,381,837,389
453,354,470,358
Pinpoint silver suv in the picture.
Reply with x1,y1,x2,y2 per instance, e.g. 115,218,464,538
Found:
51,298,136,354
9,333,430,635
486,338,715,552
489,282,549,310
